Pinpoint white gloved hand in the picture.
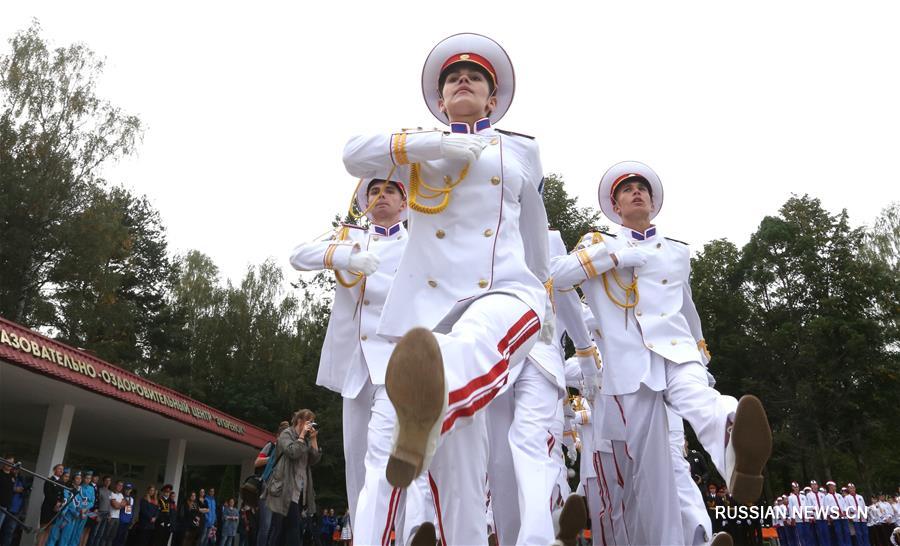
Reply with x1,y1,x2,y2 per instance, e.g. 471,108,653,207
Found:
440,133,487,163
576,348,602,398
613,246,652,269
574,439,583,453
566,446,579,464
347,251,380,276
539,297,555,343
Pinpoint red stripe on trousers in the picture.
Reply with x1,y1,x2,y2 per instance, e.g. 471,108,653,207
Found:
428,472,447,546
595,452,615,543
612,396,634,460
448,310,539,405
442,376,509,433
588,477,609,546
381,487,400,546
441,319,539,432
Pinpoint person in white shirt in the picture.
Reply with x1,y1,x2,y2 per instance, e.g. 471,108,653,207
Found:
787,482,810,546
806,480,830,546
773,497,788,546
551,161,773,544
290,176,429,546
877,495,896,545
342,33,553,546
823,481,852,546
485,229,594,546
103,481,125,546
844,483,869,546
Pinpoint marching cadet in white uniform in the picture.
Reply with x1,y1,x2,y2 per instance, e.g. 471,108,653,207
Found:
342,33,553,546
574,307,633,546
486,229,593,546
551,161,773,544
845,483,870,546
289,178,429,546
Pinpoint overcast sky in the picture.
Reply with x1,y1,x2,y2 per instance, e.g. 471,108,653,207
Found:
3,1,898,285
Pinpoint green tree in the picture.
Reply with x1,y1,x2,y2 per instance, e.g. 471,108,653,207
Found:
542,173,604,250
0,21,142,325
719,195,900,493
863,202,900,270
48,186,176,372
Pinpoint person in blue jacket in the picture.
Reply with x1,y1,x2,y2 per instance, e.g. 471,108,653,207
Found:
46,470,75,546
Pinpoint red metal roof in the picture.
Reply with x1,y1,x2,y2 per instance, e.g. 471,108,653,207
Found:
0,316,272,449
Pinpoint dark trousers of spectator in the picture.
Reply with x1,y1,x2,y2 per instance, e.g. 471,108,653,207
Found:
267,503,301,546
90,516,111,546
796,522,814,546
851,522,869,546
151,525,171,546
255,505,271,546
812,520,830,546
133,528,155,546
301,516,319,546
0,511,20,546
101,519,120,546
181,530,199,546
113,524,131,546
833,520,852,546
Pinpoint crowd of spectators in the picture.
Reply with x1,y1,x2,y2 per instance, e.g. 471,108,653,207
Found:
0,408,330,546
0,455,254,546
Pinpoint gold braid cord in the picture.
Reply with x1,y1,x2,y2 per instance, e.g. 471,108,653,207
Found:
697,339,712,359
543,278,555,314
601,268,639,309
569,394,584,412
408,162,469,215
333,226,364,288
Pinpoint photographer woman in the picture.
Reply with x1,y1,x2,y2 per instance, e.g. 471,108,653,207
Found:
260,410,321,546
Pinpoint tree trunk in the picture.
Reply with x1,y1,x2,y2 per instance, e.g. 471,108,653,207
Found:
851,429,872,495
815,425,832,480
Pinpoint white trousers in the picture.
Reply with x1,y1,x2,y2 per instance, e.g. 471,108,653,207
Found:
613,385,684,546
668,409,713,546
592,443,631,546
421,294,539,545
486,359,561,546
663,360,738,479
434,294,541,435
427,411,490,546
345,380,432,546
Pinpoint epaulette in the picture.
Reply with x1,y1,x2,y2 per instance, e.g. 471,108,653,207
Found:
496,129,535,140
665,237,689,245
599,230,617,238
340,223,366,231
